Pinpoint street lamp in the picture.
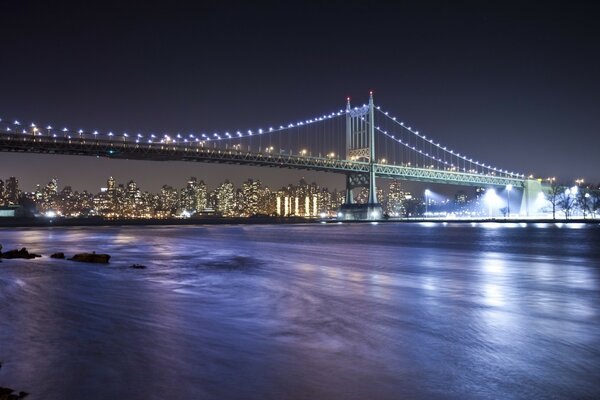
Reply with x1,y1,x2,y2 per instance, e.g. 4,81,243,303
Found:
424,189,431,218
584,192,590,219
506,184,513,218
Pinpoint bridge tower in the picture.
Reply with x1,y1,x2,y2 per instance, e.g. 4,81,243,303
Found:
339,92,383,220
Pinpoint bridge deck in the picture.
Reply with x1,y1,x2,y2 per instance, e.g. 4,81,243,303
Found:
0,135,524,187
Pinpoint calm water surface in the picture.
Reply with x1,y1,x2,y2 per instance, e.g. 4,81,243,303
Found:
1,223,599,399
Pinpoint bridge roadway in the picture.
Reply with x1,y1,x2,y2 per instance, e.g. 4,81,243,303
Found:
0,134,524,187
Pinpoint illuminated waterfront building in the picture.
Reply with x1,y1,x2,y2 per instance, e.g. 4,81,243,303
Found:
386,180,407,217
241,179,263,216
5,177,20,205
214,180,236,217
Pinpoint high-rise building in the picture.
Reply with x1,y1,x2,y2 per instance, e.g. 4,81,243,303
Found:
196,180,208,211
317,188,332,216
159,185,178,212
181,177,199,212
107,177,116,198
214,180,236,216
179,177,209,213
241,179,263,216
6,177,20,205
39,178,59,212
386,180,407,217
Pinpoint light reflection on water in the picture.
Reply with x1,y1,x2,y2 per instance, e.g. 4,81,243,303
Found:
0,223,599,400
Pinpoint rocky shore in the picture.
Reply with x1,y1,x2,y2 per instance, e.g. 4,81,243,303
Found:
0,387,28,400
0,245,111,264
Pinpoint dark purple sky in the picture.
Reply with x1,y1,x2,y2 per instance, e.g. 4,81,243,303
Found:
1,1,599,192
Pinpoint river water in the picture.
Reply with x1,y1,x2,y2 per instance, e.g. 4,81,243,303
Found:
0,223,599,399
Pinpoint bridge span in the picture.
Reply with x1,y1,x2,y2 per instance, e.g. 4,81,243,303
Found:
0,134,524,188
1,93,542,219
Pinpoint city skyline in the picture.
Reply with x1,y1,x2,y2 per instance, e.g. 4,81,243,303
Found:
3,174,599,220
0,174,488,218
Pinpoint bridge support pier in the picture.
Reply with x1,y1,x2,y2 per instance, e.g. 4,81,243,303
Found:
344,175,354,205
520,179,543,217
337,92,382,220
339,202,383,220
339,172,383,220
339,170,383,220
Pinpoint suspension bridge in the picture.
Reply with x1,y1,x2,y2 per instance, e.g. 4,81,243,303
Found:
0,93,542,219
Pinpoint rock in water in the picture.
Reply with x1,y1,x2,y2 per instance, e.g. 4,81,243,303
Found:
0,387,29,399
50,252,65,259
69,253,111,264
130,264,147,269
0,248,41,259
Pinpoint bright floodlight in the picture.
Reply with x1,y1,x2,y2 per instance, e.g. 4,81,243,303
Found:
506,184,513,191
425,189,431,195
484,188,499,204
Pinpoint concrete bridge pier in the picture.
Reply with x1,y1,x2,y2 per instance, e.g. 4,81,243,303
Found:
520,179,544,217
338,92,383,220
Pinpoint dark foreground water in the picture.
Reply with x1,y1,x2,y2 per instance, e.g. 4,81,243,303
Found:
1,222,599,400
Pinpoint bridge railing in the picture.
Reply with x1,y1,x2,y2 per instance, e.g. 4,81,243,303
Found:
0,131,525,186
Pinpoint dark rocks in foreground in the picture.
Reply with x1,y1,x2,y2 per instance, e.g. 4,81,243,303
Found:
130,264,147,269
69,253,111,264
0,248,41,260
0,387,28,399
0,245,111,264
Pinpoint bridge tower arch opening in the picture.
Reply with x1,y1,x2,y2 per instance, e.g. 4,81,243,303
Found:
339,92,383,220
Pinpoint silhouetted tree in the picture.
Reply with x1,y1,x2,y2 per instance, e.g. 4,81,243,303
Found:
544,180,563,220
589,186,600,219
403,198,424,218
557,188,576,220
576,187,592,219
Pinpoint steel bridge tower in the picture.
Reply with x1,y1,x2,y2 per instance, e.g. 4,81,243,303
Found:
339,92,383,220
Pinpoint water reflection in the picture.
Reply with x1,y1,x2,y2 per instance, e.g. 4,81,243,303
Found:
0,223,599,400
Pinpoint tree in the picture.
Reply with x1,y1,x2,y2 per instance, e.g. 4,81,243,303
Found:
589,187,600,219
403,198,424,218
544,179,563,220
557,188,576,220
576,187,592,219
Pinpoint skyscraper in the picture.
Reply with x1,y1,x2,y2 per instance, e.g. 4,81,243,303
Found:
241,179,262,216
5,177,20,205
214,180,236,216
387,180,406,217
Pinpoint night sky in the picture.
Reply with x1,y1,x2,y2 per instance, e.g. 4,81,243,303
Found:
1,1,599,193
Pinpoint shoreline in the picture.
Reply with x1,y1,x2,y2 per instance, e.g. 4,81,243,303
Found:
0,216,598,228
